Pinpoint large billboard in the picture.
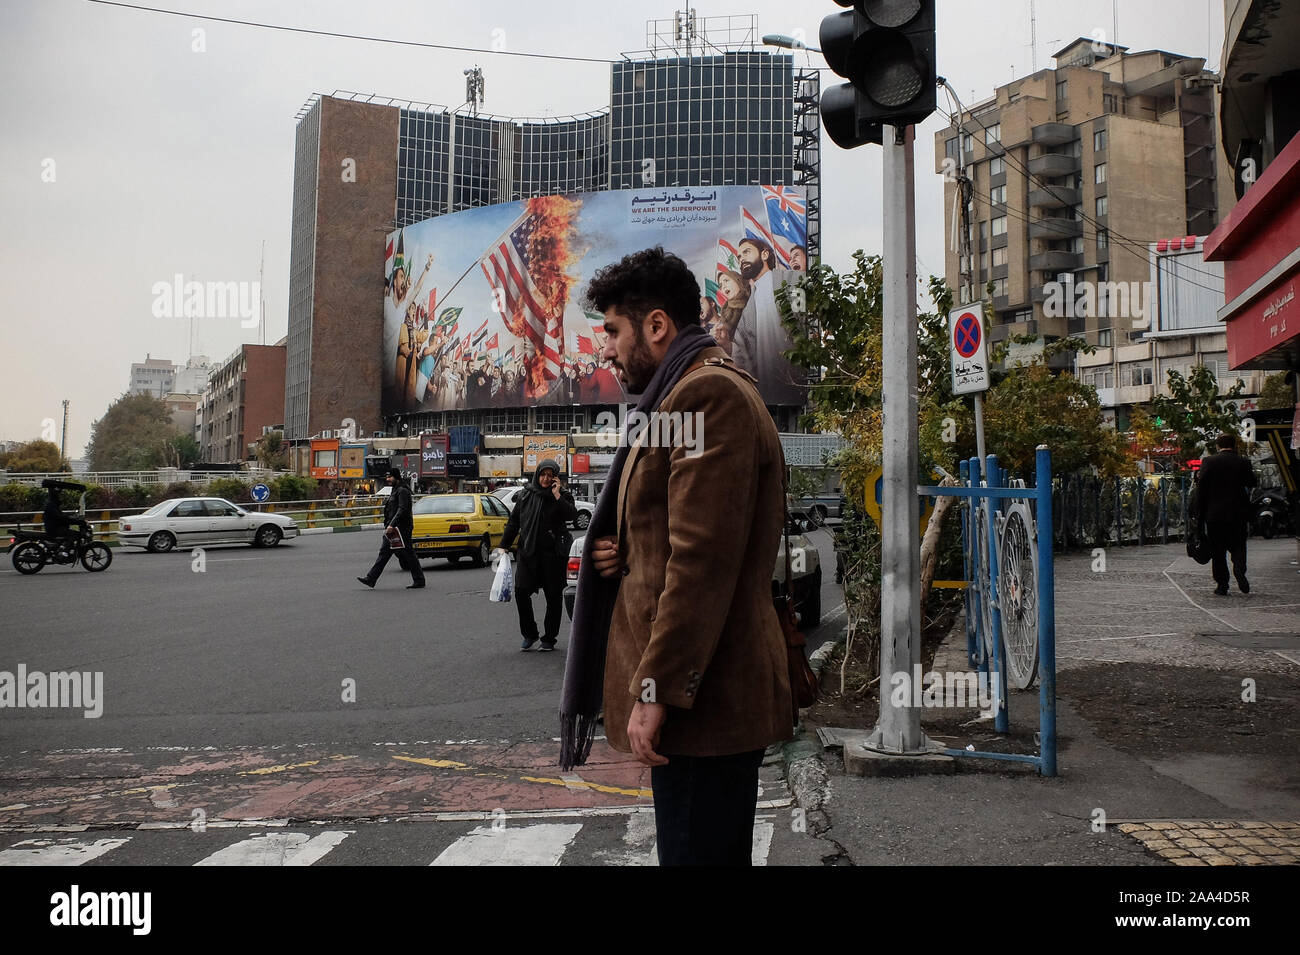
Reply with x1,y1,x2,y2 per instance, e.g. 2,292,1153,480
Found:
382,185,808,414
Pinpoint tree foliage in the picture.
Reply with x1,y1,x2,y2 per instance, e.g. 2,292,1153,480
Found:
0,440,68,473
1258,371,1295,411
253,430,289,470
87,394,192,472
1150,366,1246,466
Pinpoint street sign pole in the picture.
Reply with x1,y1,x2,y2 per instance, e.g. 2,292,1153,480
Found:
867,124,937,756
973,393,987,481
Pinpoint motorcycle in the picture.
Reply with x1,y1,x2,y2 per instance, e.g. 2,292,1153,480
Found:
8,480,113,574
1250,487,1295,539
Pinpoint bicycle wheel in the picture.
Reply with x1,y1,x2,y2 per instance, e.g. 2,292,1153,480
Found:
998,502,1039,689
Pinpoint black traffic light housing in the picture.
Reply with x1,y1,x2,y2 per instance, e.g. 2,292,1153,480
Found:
820,0,936,148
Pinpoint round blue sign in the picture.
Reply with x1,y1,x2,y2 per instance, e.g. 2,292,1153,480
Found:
954,312,982,359
251,483,270,502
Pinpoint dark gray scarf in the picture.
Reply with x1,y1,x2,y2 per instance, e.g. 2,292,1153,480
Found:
559,324,716,769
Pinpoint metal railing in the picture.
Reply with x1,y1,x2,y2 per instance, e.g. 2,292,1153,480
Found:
0,469,290,488
1,498,387,543
1050,472,1193,550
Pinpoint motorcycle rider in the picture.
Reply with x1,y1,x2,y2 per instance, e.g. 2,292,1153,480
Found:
41,481,87,552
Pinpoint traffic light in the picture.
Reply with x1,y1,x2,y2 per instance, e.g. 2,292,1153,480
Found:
819,0,937,148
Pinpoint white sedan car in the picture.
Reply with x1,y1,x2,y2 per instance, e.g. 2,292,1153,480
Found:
118,498,299,552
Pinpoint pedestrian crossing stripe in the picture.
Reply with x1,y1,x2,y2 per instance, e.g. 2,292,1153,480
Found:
0,817,779,867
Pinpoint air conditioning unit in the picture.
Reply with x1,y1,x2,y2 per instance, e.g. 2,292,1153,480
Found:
320,429,333,439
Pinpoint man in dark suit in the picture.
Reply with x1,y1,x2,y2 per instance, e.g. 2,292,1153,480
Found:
357,468,425,589
1194,432,1256,596
578,246,792,865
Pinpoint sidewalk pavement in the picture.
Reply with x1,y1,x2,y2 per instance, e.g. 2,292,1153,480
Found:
786,538,1300,866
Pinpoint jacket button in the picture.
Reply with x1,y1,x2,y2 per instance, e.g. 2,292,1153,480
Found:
621,565,630,576
684,689,693,697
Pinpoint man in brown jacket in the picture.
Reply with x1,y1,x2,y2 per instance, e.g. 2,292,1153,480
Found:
576,246,792,865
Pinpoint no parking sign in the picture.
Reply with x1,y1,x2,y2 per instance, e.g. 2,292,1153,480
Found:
949,304,989,396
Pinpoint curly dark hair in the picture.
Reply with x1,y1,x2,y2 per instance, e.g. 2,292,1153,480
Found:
582,246,701,331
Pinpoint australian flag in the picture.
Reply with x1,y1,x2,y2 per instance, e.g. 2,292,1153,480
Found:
761,186,807,252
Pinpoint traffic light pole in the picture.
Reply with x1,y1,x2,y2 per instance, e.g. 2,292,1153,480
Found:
866,124,940,756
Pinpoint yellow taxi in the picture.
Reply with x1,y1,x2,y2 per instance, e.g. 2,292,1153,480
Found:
410,493,509,566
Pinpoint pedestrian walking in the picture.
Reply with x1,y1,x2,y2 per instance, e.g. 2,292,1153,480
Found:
496,459,576,651
356,469,426,590
1193,432,1256,596
560,246,793,866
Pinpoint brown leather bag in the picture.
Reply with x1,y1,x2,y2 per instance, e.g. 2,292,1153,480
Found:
781,504,820,723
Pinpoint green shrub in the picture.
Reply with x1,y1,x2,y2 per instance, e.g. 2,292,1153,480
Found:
0,482,46,514
205,477,251,502
270,474,317,502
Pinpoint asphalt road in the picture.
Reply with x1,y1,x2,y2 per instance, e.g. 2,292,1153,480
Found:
0,526,840,865
0,526,842,753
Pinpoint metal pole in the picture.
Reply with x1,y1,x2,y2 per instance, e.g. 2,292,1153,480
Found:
986,453,1008,733
866,124,935,756
1036,446,1057,776
60,399,69,464
973,394,988,481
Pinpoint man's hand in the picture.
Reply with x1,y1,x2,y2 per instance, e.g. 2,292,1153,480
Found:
590,536,623,578
627,701,668,767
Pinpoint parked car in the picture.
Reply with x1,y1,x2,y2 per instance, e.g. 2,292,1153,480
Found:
410,492,509,566
796,494,843,527
118,498,299,552
563,520,822,628
494,485,593,530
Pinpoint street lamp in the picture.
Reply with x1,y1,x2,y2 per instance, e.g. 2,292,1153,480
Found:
762,33,822,53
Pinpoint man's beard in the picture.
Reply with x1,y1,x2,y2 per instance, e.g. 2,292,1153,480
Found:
739,257,763,281
616,325,659,394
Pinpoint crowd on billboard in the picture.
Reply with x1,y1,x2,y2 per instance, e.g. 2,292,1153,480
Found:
382,184,808,413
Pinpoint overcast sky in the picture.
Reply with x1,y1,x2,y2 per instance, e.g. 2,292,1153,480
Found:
0,0,1224,457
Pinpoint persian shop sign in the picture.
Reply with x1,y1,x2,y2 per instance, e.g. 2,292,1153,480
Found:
420,432,449,477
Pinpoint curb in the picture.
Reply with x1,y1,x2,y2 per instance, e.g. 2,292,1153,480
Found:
299,523,383,536
777,624,847,833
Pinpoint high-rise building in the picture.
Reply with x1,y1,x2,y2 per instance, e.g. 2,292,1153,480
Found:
934,38,1244,427
284,15,819,442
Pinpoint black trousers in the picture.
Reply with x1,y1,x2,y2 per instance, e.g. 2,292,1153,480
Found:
1206,519,1247,591
650,748,765,866
516,556,564,641
364,533,425,585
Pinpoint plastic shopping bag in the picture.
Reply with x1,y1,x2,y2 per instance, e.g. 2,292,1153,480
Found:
489,553,513,602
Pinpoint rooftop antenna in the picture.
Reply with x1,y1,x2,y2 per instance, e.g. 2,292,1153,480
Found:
1030,0,1037,72
464,66,484,116
258,240,266,346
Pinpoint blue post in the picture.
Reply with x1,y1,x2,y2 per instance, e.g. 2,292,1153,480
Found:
985,453,1008,733
1036,446,1057,777
970,457,988,675
960,459,975,667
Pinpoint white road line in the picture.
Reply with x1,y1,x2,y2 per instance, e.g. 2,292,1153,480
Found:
194,830,352,866
751,822,775,866
1058,633,1180,644
1161,569,1240,632
1275,651,1300,667
0,837,129,866
430,823,582,866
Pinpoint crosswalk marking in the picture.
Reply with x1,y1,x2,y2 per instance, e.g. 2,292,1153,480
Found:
430,823,582,866
0,814,780,866
0,837,129,866
194,831,353,866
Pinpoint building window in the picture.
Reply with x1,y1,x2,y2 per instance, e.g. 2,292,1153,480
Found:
945,137,959,160
1097,329,1113,347
985,123,1001,145
991,277,1007,297
1094,128,1107,151
991,215,1007,236
1095,162,1107,184
979,220,988,243
962,132,974,154
1056,79,1068,101
1103,93,1118,113
992,247,1008,267
1123,364,1154,386
1096,195,1108,217
990,184,1006,205
1097,228,1109,250
990,156,1005,176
